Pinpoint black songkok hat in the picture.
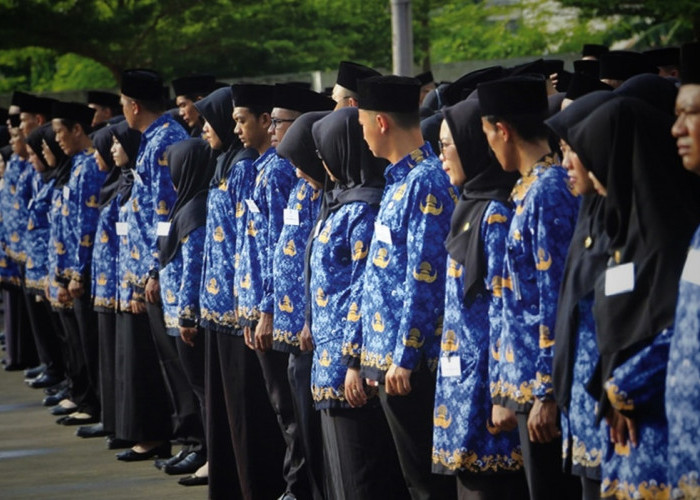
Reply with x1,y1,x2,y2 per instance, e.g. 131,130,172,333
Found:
599,51,656,81
544,59,565,75
565,72,613,100
87,90,120,108
9,113,20,128
11,90,32,108
644,47,680,68
415,71,435,86
272,84,335,113
510,58,547,78
680,42,700,85
358,75,421,114
52,101,95,128
477,76,548,117
573,59,600,78
336,61,381,92
172,74,216,97
230,84,274,110
442,66,505,106
121,69,164,101
582,43,609,58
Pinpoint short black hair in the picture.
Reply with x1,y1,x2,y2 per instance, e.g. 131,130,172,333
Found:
133,97,165,115
59,118,91,135
245,104,272,118
485,113,549,142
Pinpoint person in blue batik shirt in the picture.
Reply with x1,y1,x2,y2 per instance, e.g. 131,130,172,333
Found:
433,98,527,499
668,41,700,500
158,138,212,477
357,75,457,500
477,77,580,500
309,106,406,500
51,101,108,427
275,110,332,500
570,96,700,500
546,91,615,500
172,74,216,139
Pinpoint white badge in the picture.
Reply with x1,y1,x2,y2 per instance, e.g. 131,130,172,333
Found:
27,199,34,211
245,199,260,214
313,220,323,238
116,222,128,236
283,208,300,226
156,222,171,236
132,168,143,185
63,185,70,199
605,262,635,296
681,248,700,287
374,222,392,245
440,355,461,378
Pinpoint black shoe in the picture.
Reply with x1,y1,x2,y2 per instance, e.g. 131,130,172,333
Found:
76,422,108,438
164,451,207,475
116,442,171,462
24,364,46,379
43,389,69,407
178,474,208,486
4,362,28,371
44,380,68,395
155,449,188,470
51,403,77,416
106,436,135,450
27,373,63,389
56,414,99,426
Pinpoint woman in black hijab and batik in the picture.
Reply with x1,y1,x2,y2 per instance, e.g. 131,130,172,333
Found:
431,97,526,499
546,90,615,500
567,96,700,500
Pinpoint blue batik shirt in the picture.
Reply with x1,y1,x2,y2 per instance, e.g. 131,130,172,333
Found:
360,143,456,382
24,172,55,294
273,178,322,354
116,202,133,311
161,226,206,335
125,114,188,297
200,156,257,334
91,196,120,312
47,185,72,310
5,157,33,264
310,201,378,409
0,163,21,287
491,155,579,411
667,226,700,500
432,201,523,476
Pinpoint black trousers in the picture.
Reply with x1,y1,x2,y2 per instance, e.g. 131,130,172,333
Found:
321,404,406,500
175,330,206,454
3,287,38,368
73,290,100,417
145,302,204,448
97,311,116,434
114,311,172,442
456,471,528,500
23,292,63,376
378,365,456,500
581,477,601,500
58,308,95,413
515,412,581,500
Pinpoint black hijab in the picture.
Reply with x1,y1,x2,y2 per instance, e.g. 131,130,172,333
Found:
109,120,140,207
442,98,519,302
25,124,51,181
569,97,700,411
277,111,331,186
545,91,615,410
91,125,120,209
159,138,213,267
43,126,72,188
613,73,678,116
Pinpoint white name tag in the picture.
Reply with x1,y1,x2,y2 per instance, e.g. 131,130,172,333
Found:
245,199,260,214
156,222,171,236
313,220,323,238
440,355,461,378
605,262,635,296
63,186,70,199
116,222,128,236
132,168,143,185
27,199,34,211
681,248,700,286
374,222,392,245
283,208,299,226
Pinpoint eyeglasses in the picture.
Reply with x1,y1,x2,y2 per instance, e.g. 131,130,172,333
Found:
270,117,296,128
438,140,453,154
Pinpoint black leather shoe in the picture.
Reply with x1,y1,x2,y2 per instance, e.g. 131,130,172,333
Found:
51,404,77,416
43,389,69,407
4,363,28,371
116,442,171,462
57,414,99,426
164,451,207,475
155,449,188,470
76,422,108,438
178,474,208,486
24,364,46,379
106,436,135,450
27,373,63,389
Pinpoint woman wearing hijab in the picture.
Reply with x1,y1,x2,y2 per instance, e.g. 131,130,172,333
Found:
545,91,615,500
83,121,138,441
193,86,258,492
309,107,404,500
568,96,700,500
432,98,524,499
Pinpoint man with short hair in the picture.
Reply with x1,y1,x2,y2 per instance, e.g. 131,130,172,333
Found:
478,76,580,500
14,91,54,139
86,90,122,128
172,74,216,138
357,75,457,499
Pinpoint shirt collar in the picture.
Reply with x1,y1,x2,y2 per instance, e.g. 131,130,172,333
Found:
384,142,435,183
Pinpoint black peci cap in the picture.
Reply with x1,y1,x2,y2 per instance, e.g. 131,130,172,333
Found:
680,42,700,85
121,69,164,101
336,61,381,92
582,44,609,58
415,71,435,86
358,75,421,114
442,66,505,106
272,84,335,113
87,91,120,108
477,76,548,116
599,51,656,81
565,72,613,100
51,101,95,128
171,74,216,97
573,59,600,78
643,47,680,68
230,84,274,110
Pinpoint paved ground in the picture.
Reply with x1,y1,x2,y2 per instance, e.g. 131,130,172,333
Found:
0,368,206,499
